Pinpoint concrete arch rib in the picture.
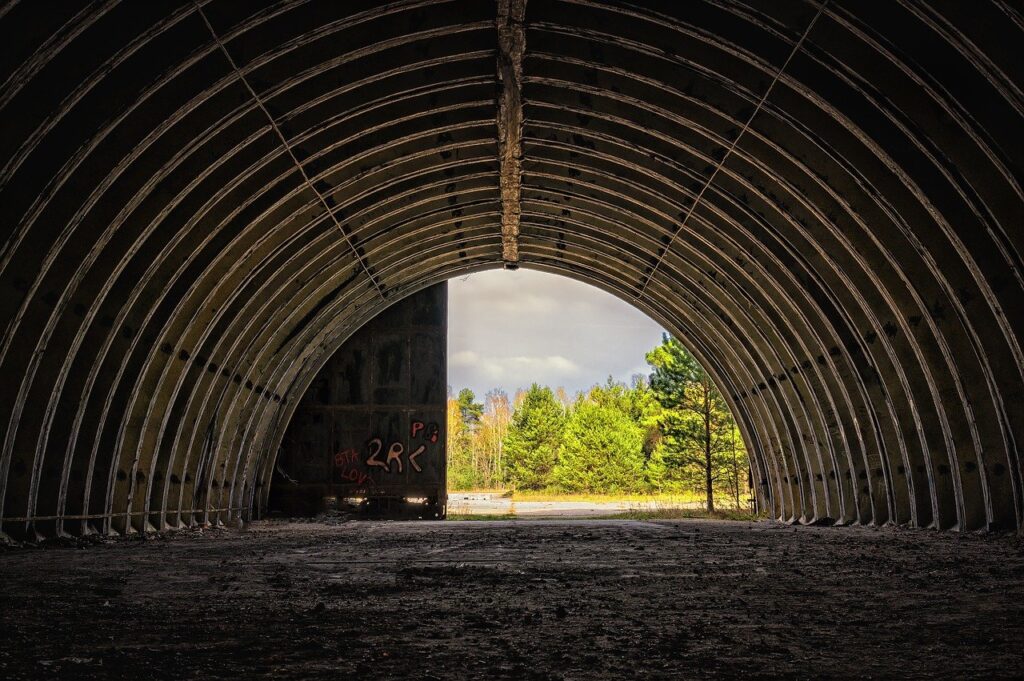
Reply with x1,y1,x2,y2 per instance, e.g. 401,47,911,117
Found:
0,0,1021,538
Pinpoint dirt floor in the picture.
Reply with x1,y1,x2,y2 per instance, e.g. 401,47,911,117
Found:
2,519,1024,680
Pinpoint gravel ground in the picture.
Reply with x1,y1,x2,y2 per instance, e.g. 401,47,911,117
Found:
2,519,1023,680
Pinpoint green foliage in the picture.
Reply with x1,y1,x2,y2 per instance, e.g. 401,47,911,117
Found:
552,400,645,493
446,394,479,489
457,388,483,426
447,335,751,510
502,384,565,490
646,334,746,511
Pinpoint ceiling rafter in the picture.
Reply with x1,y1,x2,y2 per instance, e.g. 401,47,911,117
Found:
639,0,829,295
194,1,387,302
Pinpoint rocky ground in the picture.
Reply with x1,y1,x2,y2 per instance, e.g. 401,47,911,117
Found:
2,519,1023,680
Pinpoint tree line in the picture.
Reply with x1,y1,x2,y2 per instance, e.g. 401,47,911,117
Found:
447,334,751,512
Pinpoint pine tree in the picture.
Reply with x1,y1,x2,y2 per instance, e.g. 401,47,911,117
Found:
457,388,483,426
553,397,645,493
503,384,565,490
647,334,737,512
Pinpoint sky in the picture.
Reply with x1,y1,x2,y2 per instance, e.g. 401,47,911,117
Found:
447,268,668,400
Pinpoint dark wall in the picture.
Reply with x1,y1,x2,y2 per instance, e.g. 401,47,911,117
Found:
269,283,447,516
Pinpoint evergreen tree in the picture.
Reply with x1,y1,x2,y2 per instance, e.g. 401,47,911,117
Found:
625,375,666,486
553,398,645,492
444,347,747,504
457,388,483,426
647,334,737,512
503,384,565,490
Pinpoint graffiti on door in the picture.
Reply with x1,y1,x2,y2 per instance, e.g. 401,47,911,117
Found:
334,448,370,485
333,419,440,482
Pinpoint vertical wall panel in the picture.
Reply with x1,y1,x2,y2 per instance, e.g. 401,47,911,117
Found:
269,283,447,517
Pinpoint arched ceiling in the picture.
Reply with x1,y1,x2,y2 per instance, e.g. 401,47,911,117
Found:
0,0,1021,539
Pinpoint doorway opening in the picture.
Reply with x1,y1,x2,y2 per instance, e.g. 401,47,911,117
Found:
266,268,753,521
446,268,754,521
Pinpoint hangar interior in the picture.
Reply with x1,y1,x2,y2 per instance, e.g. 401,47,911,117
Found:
2,0,1022,540
1,1,1023,677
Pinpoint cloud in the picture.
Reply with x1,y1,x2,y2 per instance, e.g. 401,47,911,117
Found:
474,355,581,381
450,350,480,366
448,268,667,396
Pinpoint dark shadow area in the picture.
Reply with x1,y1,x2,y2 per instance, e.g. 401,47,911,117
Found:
3,519,1023,679
268,284,448,519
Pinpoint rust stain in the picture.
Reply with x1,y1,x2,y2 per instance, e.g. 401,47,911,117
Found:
497,0,526,264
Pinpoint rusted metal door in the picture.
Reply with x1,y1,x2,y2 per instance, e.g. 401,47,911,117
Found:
270,283,447,518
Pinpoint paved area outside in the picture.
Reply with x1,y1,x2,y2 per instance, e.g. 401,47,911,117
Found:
2,519,1023,680
447,492,707,517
